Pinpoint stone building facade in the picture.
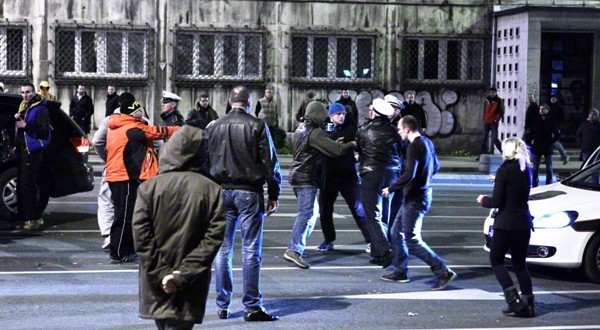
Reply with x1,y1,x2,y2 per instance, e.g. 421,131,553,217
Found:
1,0,599,153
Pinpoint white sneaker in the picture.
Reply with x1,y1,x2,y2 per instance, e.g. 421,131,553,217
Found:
23,218,44,230
102,236,110,250
365,243,371,254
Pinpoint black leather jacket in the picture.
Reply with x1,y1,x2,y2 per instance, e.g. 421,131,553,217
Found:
356,116,402,176
204,107,281,201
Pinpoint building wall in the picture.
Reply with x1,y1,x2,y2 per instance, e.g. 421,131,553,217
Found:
1,0,492,153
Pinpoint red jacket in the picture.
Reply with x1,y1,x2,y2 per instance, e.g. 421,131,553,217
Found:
483,97,504,124
106,114,179,182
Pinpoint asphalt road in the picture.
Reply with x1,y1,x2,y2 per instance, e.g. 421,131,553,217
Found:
2,175,600,329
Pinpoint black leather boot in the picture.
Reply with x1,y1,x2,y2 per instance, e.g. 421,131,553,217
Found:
516,293,535,318
502,286,522,314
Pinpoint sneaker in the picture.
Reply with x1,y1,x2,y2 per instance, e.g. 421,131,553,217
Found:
283,250,310,269
563,158,569,165
102,236,110,250
381,272,410,283
365,243,371,254
317,240,334,251
244,308,279,322
22,218,44,230
110,254,139,264
431,268,457,291
217,309,230,320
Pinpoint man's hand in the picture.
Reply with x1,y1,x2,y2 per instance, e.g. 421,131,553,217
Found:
382,187,390,199
266,199,279,216
476,194,487,205
161,271,181,294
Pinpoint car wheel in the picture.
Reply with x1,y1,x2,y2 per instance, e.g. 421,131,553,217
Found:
0,167,49,221
583,234,600,284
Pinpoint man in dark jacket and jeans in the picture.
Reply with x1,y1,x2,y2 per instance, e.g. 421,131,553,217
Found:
284,101,356,269
527,103,560,187
356,99,402,268
133,125,225,330
205,85,281,322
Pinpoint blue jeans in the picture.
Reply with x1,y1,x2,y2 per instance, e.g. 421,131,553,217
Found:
288,187,319,254
391,195,447,276
215,189,264,312
532,153,553,187
480,122,502,154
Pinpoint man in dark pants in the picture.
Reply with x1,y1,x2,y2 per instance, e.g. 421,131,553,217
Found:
14,82,50,230
356,99,402,268
69,85,94,134
382,115,457,290
402,90,427,132
527,103,559,187
205,85,281,322
316,103,370,252
477,87,504,160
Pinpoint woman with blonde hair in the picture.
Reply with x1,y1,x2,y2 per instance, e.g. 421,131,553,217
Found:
477,138,535,317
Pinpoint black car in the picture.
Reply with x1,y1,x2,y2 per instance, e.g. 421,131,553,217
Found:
0,93,94,221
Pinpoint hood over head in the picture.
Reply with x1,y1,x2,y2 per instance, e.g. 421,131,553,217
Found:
158,125,208,174
304,101,328,126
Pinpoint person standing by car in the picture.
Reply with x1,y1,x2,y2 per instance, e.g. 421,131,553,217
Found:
14,82,50,230
477,137,535,318
575,108,600,163
133,125,225,330
205,85,281,322
105,93,180,264
69,85,94,135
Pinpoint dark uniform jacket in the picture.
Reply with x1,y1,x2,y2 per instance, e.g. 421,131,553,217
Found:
481,159,533,231
356,116,402,176
69,93,94,134
185,103,219,129
527,115,559,155
133,125,225,323
161,110,184,127
204,107,281,201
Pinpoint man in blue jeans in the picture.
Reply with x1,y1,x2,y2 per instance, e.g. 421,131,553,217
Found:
205,85,282,322
285,101,356,269
382,115,457,290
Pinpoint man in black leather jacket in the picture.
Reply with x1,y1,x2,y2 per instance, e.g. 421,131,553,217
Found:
204,85,281,322
356,98,402,268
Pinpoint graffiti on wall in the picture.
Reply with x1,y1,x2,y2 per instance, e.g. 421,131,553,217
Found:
327,89,461,138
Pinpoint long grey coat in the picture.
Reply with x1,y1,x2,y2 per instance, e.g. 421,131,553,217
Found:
133,125,225,323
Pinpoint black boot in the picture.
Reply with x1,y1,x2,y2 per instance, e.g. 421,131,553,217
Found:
502,286,522,315
516,293,535,318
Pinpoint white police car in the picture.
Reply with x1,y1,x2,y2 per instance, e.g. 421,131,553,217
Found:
483,149,600,283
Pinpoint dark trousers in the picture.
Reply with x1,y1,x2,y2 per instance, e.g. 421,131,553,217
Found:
489,228,533,294
360,169,398,258
17,150,43,221
532,153,553,187
319,171,370,243
480,122,502,154
109,180,141,259
154,319,194,330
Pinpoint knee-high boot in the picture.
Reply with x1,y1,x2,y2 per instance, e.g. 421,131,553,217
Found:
516,293,535,318
502,286,522,314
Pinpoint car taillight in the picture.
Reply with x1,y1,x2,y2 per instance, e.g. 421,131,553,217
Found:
70,137,90,153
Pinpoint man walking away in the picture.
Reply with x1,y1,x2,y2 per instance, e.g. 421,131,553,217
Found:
205,85,281,322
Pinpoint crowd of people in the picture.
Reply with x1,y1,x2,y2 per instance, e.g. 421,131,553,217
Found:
9,80,600,328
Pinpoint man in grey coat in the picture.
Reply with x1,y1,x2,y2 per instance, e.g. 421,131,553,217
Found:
133,125,225,329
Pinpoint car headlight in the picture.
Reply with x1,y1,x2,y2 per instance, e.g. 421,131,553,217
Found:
532,211,578,229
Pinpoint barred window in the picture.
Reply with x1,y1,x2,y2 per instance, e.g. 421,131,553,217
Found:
55,27,152,81
173,30,264,83
402,37,485,85
0,25,29,78
290,34,376,84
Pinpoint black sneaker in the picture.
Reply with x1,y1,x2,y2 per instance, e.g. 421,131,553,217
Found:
431,268,457,290
110,254,139,264
217,309,230,320
283,250,310,269
317,240,334,251
244,308,279,322
381,272,410,283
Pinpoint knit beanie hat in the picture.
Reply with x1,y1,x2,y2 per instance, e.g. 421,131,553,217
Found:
328,103,346,116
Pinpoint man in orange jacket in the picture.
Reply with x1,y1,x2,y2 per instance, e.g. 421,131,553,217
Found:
105,92,180,263
478,87,504,160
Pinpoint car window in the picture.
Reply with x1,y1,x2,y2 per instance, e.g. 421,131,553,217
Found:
563,161,600,191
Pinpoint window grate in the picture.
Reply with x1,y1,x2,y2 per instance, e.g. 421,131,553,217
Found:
0,24,30,79
401,36,486,86
290,33,376,84
55,27,153,82
173,30,264,84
